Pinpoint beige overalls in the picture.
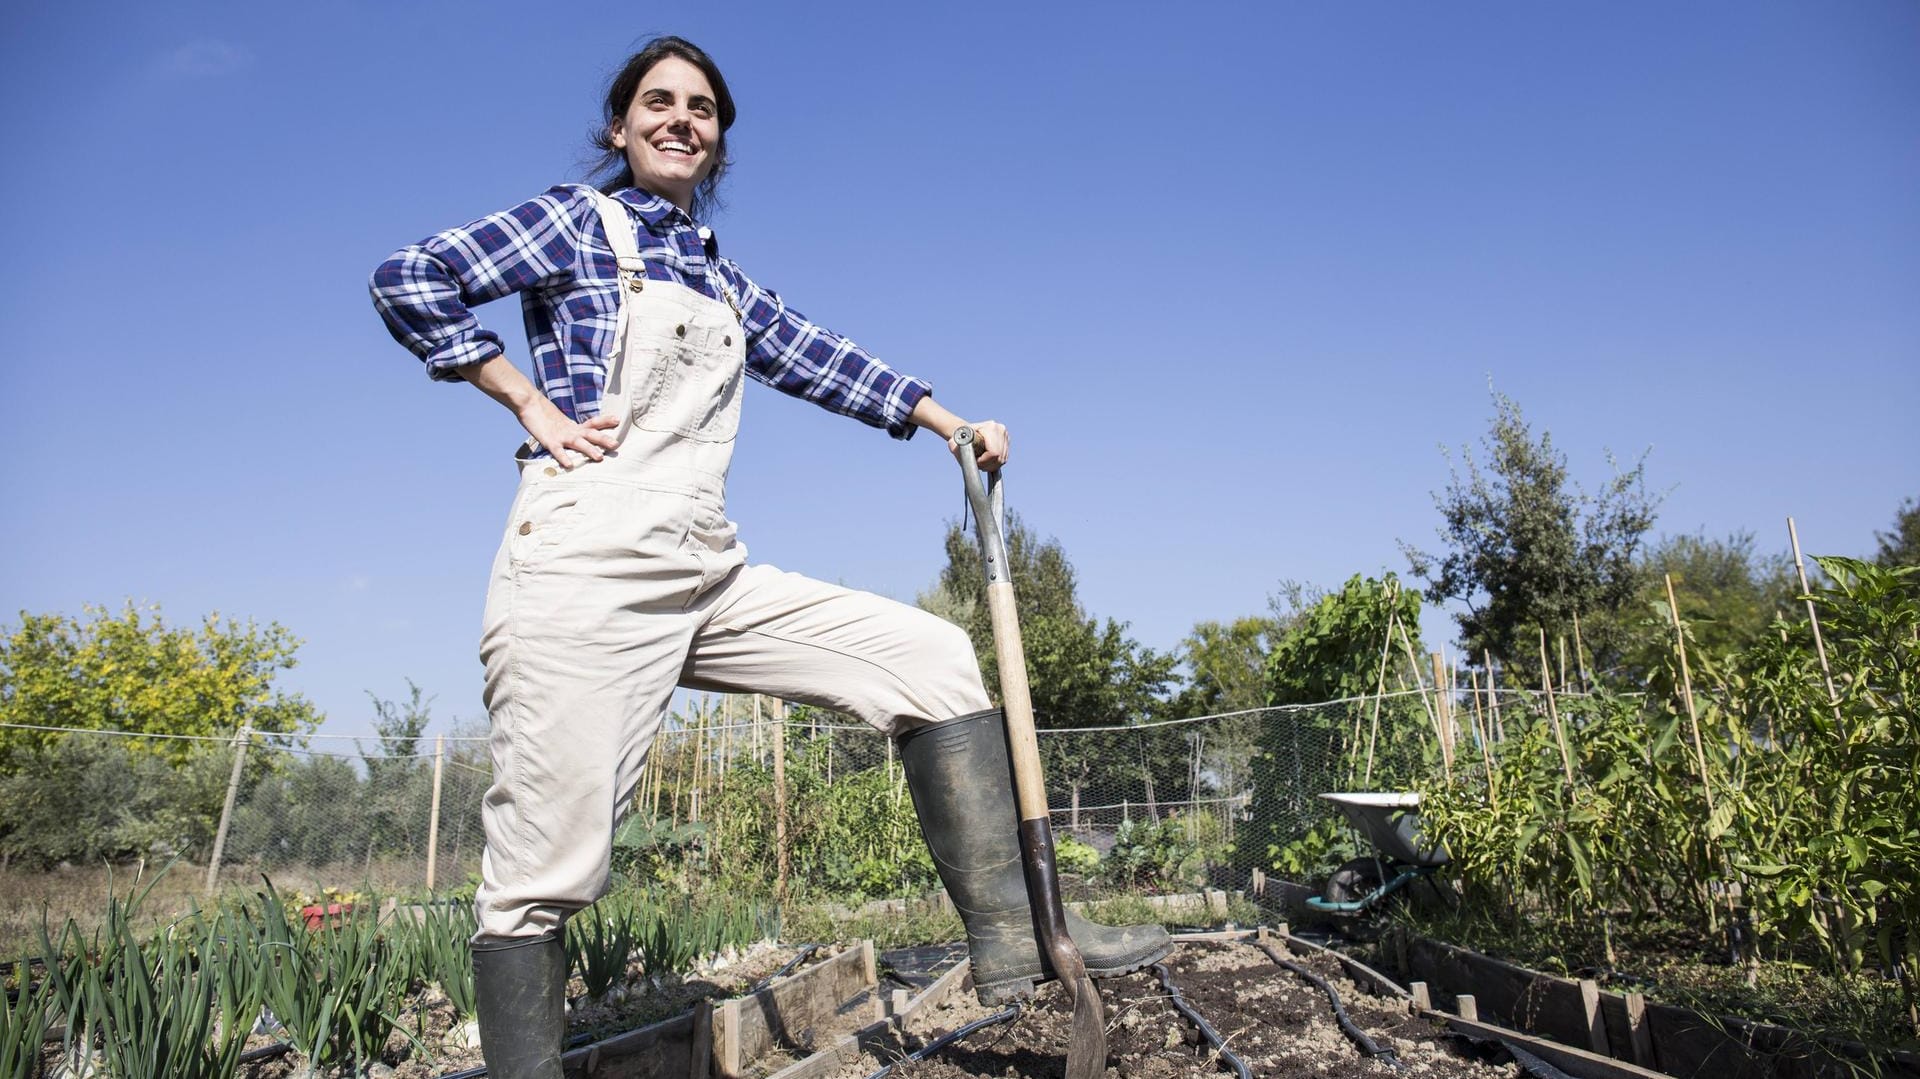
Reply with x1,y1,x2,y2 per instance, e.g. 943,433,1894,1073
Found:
473,191,990,942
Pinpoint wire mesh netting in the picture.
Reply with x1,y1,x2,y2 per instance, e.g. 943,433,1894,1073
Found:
2,684,1584,948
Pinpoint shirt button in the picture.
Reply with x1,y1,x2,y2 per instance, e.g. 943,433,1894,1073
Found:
675,324,687,338
518,522,533,536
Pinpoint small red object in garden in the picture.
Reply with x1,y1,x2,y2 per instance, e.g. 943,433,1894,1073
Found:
300,902,352,930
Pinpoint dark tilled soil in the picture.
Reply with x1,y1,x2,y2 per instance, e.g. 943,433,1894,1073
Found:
891,942,1520,1079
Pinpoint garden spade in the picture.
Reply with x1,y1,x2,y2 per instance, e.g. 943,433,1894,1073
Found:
952,426,1108,1079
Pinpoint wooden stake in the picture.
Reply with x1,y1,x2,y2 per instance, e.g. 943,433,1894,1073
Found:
1537,630,1574,782
426,735,446,891
205,723,252,895
1571,612,1592,693
1787,517,1846,734
773,700,789,902
1468,669,1496,803
1664,574,1716,815
1361,606,1400,783
1484,650,1505,741
1557,635,1569,695
1430,652,1456,777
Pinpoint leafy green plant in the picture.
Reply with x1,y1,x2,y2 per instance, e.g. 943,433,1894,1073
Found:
397,900,477,1018
258,886,412,1073
567,894,639,1000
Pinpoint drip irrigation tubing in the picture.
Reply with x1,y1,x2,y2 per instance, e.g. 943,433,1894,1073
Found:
1255,941,1403,1070
859,1003,1023,1079
1501,1040,1581,1079
1150,962,1253,1079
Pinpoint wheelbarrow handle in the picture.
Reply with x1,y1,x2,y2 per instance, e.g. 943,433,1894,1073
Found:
952,426,1008,585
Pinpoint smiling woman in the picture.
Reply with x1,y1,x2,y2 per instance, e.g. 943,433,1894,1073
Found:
366,32,1166,1079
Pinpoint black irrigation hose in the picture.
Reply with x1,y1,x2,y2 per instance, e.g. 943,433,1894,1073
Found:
1255,942,1404,1071
859,1003,1023,1079
1500,1040,1580,1079
1150,962,1253,1079
752,943,821,995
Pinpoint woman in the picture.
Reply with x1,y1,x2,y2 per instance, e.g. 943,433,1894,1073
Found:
371,37,1167,1078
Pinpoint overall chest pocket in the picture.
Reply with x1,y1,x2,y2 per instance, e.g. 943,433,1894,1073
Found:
632,328,744,443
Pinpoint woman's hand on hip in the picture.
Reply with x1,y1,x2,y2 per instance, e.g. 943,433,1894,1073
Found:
519,401,620,468
457,354,620,468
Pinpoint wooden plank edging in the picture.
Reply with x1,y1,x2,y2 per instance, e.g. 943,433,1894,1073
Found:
892,958,973,1030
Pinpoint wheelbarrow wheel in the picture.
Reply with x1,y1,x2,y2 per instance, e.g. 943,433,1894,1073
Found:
1325,857,1388,906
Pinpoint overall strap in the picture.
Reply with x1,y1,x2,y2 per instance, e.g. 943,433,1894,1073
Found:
585,188,648,286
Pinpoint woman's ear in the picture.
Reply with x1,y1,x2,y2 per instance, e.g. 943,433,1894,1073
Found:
609,122,627,150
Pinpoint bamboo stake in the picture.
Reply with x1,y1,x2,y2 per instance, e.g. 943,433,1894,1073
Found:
1787,517,1846,734
1360,603,1401,783
1557,635,1569,695
1663,574,1716,815
1537,629,1574,782
1469,670,1497,804
1394,618,1443,755
1572,612,1592,693
426,735,446,891
1485,650,1504,741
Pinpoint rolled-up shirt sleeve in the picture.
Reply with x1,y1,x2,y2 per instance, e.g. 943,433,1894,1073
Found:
718,258,931,439
369,188,587,381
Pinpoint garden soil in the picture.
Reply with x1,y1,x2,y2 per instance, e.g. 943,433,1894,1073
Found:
214,939,1523,1078
878,942,1522,1079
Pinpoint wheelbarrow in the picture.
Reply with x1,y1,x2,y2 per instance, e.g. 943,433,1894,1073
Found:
1305,792,1450,915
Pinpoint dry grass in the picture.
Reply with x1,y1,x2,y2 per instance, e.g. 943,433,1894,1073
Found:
0,855,479,959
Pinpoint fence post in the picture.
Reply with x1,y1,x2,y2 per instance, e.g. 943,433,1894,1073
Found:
1429,652,1455,777
426,735,446,891
205,723,252,895
774,700,789,902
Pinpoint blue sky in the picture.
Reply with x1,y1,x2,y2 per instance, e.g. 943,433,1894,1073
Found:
2,1,1915,738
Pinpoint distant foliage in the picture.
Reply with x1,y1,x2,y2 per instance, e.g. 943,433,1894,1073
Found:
1875,496,1919,568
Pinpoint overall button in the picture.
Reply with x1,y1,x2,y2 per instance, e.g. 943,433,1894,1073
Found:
543,467,558,477
674,324,687,338
518,522,533,536
723,335,732,347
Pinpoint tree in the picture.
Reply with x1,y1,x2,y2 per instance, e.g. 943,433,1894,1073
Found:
1875,496,1919,568
0,604,320,769
0,604,321,866
1402,392,1658,670
1595,531,1800,684
928,513,1177,820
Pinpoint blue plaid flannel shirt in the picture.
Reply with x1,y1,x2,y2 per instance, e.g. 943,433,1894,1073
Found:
370,185,930,439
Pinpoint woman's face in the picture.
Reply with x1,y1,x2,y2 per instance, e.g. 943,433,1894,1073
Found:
610,56,722,213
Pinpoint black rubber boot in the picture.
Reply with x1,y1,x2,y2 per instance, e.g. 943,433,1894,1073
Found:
897,708,1173,1005
473,932,567,1079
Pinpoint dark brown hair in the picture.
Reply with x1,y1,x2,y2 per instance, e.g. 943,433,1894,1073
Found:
589,36,737,219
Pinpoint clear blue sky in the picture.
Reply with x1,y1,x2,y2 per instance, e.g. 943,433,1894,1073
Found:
2,1,1915,738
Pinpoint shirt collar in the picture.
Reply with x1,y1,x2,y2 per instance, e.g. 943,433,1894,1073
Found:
614,187,691,228
612,187,720,257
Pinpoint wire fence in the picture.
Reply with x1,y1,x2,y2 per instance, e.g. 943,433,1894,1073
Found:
0,682,1589,946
